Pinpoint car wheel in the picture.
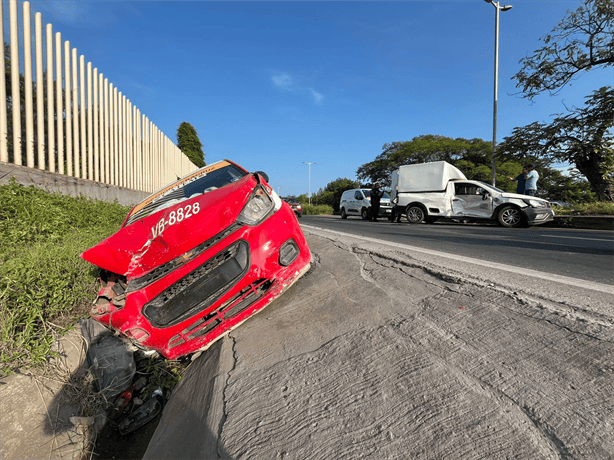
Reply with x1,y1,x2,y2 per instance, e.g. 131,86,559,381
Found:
405,205,424,224
341,208,347,219
497,205,522,228
361,208,369,220
297,212,302,218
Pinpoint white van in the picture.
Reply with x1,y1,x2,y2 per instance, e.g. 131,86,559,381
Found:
339,188,392,220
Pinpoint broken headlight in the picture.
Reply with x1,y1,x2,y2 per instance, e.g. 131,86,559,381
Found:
237,186,275,226
523,198,548,208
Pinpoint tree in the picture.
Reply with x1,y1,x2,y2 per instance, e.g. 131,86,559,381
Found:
356,135,493,186
513,0,614,99
500,87,614,201
176,122,205,167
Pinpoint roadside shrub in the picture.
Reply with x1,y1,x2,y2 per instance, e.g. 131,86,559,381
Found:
301,203,334,215
552,202,614,215
0,180,129,375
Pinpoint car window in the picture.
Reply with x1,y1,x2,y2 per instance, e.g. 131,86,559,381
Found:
354,191,363,200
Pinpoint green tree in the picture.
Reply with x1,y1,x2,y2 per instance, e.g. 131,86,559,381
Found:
356,135,493,186
513,0,613,99
176,122,205,168
500,87,614,201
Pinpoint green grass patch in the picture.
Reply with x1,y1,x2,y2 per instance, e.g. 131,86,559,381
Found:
552,201,614,216
301,203,334,215
0,179,130,376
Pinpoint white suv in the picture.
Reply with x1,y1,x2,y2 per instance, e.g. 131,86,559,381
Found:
339,189,392,220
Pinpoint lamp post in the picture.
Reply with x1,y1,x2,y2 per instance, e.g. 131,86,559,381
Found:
303,161,316,205
484,0,512,186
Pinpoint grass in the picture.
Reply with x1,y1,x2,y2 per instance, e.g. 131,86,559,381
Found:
301,203,334,215
0,179,130,376
552,201,614,216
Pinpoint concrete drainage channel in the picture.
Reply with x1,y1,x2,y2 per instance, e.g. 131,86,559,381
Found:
142,230,614,460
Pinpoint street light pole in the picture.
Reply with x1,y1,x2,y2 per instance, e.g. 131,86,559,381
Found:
303,162,316,205
485,0,512,186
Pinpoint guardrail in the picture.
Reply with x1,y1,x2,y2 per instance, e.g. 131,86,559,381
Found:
0,0,197,194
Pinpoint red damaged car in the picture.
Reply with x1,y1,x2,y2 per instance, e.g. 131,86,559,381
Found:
81,160,311,359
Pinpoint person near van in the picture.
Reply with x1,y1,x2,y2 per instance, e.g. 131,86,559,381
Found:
370,183,383,222
507,167,528,194
524,164,539,196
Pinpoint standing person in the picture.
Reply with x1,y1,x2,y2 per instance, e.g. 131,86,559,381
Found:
508,166,528,194
370,183,383,222
524,164,539,196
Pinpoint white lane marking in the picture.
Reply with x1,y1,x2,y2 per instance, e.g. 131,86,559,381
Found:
539,234,614,243
301,224,614,295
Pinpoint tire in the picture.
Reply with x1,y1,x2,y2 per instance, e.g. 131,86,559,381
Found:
405,205,425,224
497,205,522,228
297,212,302,218
361,208,369,220
340,208,347,219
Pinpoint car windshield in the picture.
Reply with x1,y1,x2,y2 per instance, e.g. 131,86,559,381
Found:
125,162,247,225
475,182,504,194
283,198,299,204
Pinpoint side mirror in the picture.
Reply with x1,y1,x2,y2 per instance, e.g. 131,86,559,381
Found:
254,171,269,183
482,192,490,201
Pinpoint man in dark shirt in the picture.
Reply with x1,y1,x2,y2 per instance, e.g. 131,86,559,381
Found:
370,183,383,222
508,167,528,194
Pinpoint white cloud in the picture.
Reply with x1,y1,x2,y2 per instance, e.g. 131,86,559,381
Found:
272,73,294,91
271,72,324,105
308,87,324,105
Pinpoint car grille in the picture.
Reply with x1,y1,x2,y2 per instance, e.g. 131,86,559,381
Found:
167,278,273,349
143,240,250,328
127,223,242,292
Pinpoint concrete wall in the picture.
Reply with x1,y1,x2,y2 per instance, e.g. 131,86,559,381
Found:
1,161,149,207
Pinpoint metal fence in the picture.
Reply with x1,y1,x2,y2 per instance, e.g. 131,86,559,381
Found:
0,0,197,193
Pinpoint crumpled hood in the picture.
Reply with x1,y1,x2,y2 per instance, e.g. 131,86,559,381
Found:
500,192,548,204
81,174,258,278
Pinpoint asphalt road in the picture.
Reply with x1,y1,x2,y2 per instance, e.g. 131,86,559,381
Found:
300,215,614,286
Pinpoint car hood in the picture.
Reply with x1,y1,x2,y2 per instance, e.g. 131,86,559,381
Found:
500,192,548,204
81,174,258,278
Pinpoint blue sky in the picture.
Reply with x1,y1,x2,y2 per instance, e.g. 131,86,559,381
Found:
14,1,614,196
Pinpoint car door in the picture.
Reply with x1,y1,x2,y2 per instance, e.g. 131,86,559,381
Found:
452,183,492,217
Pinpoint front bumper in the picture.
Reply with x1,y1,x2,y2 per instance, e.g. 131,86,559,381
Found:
522,206,555,226
90,206,311,359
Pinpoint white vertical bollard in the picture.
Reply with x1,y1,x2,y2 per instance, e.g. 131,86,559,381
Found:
0,1,7,164
23,2,34,168
46,24,55,173
118,91,124,187
35,13,44,170
64,40,72,176
127,100,133,189
93,68,99,182
10,0,21,165
113,86,119,186
109,83,115,185
87,62,93,180
72,48,79,178
79,55,86,179
103,78,110,184
55,32,63,174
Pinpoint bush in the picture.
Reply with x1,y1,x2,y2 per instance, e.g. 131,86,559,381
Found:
0,179,129,375
552,201,614,215
301,203,334,215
